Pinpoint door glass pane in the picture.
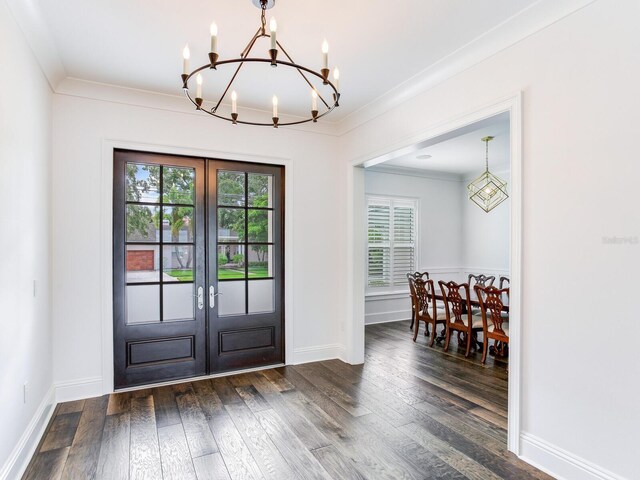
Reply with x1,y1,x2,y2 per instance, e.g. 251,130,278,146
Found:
162,207,194,242
218,281,246,316
163,246,194,282
163,283,194,321
126,245,160,283
247,209,272,242
126,163,160,203
248,245,272,279
126,205,160,242
248,280,274,314
126,285,160,324
248,173,272,207
218,171,245,206
163,166,195,204
218,208,245,242
218,245,246,280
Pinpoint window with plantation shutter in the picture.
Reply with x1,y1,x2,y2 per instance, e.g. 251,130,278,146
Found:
367,196,417,292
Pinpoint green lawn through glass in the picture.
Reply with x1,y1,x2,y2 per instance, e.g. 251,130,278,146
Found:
164,267,269,281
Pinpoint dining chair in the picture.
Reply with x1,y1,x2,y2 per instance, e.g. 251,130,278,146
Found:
438,281,483,357
411,277,446,347
499,276,510,289
407,271,429,331
468,274,496,314
474,285,509,364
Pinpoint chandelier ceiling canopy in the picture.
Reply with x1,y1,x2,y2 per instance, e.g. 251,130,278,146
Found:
180,0,341,128
467,136,509,213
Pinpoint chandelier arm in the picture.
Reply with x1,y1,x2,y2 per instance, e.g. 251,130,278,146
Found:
212,29,263,114
183,57,339,126
276,40,331,110
241,28,264,59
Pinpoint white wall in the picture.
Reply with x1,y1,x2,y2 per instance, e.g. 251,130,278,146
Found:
51,94,343,394
0,2,53,477
364,169,462,324
341,1,639,478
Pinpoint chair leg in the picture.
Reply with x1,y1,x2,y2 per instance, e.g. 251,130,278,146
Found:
464,330,472,358
413,318,419,342
428,322,436,347
409,309,415,330
482,336,488,364
444,325,451,352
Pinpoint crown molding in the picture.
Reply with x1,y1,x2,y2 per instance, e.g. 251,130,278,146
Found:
55,77,340,137
334,0,597,136
4,0,66,90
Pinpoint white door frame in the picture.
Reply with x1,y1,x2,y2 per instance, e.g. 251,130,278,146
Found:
344,91,523,455
99,140,295,395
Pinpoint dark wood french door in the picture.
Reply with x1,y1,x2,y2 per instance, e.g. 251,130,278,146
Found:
208,161,284,373
113,150,284,388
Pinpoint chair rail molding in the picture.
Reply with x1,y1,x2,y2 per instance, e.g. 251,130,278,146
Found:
346,91,523,457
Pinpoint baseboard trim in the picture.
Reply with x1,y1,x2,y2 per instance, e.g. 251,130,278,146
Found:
292,344,342,365
0,386,56,480
55,376,103,403
520,432,626,480
365,316,411,326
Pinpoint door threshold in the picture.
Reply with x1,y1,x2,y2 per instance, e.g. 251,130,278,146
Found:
114,363,286,393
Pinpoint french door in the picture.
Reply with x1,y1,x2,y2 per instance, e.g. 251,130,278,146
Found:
113,150,284,389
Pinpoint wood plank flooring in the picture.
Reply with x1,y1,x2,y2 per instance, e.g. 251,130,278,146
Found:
23,321,550,479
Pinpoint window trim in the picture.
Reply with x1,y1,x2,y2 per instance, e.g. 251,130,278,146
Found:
366,194,419,294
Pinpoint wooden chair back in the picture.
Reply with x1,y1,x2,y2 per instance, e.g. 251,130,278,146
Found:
468,274,495,289
474,285,509,337
414,277,435,315
438,281,472,327
499,276,510,289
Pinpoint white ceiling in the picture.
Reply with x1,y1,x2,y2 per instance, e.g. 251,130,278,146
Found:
36,0,539,120
371,112,510,175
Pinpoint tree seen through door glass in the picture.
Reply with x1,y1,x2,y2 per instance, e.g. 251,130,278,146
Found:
126,205,160,242
126,163,160,203
218,171,245,206
163,167,195,204
163,245,194,282
248,173,272,207
162,206,194,243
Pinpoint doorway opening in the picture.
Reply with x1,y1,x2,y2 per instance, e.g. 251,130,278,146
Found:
347,93,522,454
112,150,285,388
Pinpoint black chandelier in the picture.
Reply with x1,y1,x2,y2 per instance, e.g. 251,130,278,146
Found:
180,0,341,128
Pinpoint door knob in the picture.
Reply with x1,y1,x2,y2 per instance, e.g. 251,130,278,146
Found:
209,285,222,308
197,286,204,310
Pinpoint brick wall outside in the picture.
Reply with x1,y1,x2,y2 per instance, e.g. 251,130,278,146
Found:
127,250,155,271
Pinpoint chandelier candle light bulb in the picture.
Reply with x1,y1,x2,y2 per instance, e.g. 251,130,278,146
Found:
312,90,318,111
182,44,190,75
231,90,238,114
210,23,218,53
322,40,329,69
270,18,277,50
272,95,278,117
333,68,340,90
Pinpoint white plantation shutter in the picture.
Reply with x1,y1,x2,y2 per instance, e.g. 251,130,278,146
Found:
367,196,417,291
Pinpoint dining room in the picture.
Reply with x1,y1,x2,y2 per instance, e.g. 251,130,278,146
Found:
362,111,513,448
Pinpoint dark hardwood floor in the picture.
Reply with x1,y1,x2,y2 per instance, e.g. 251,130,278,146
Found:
24,321,549,479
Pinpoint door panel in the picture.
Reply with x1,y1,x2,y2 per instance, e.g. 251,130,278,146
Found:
113,150,206,388
208,161,284,373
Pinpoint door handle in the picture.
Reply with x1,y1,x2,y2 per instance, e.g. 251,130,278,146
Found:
210,285,222,308
197,286,204,310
